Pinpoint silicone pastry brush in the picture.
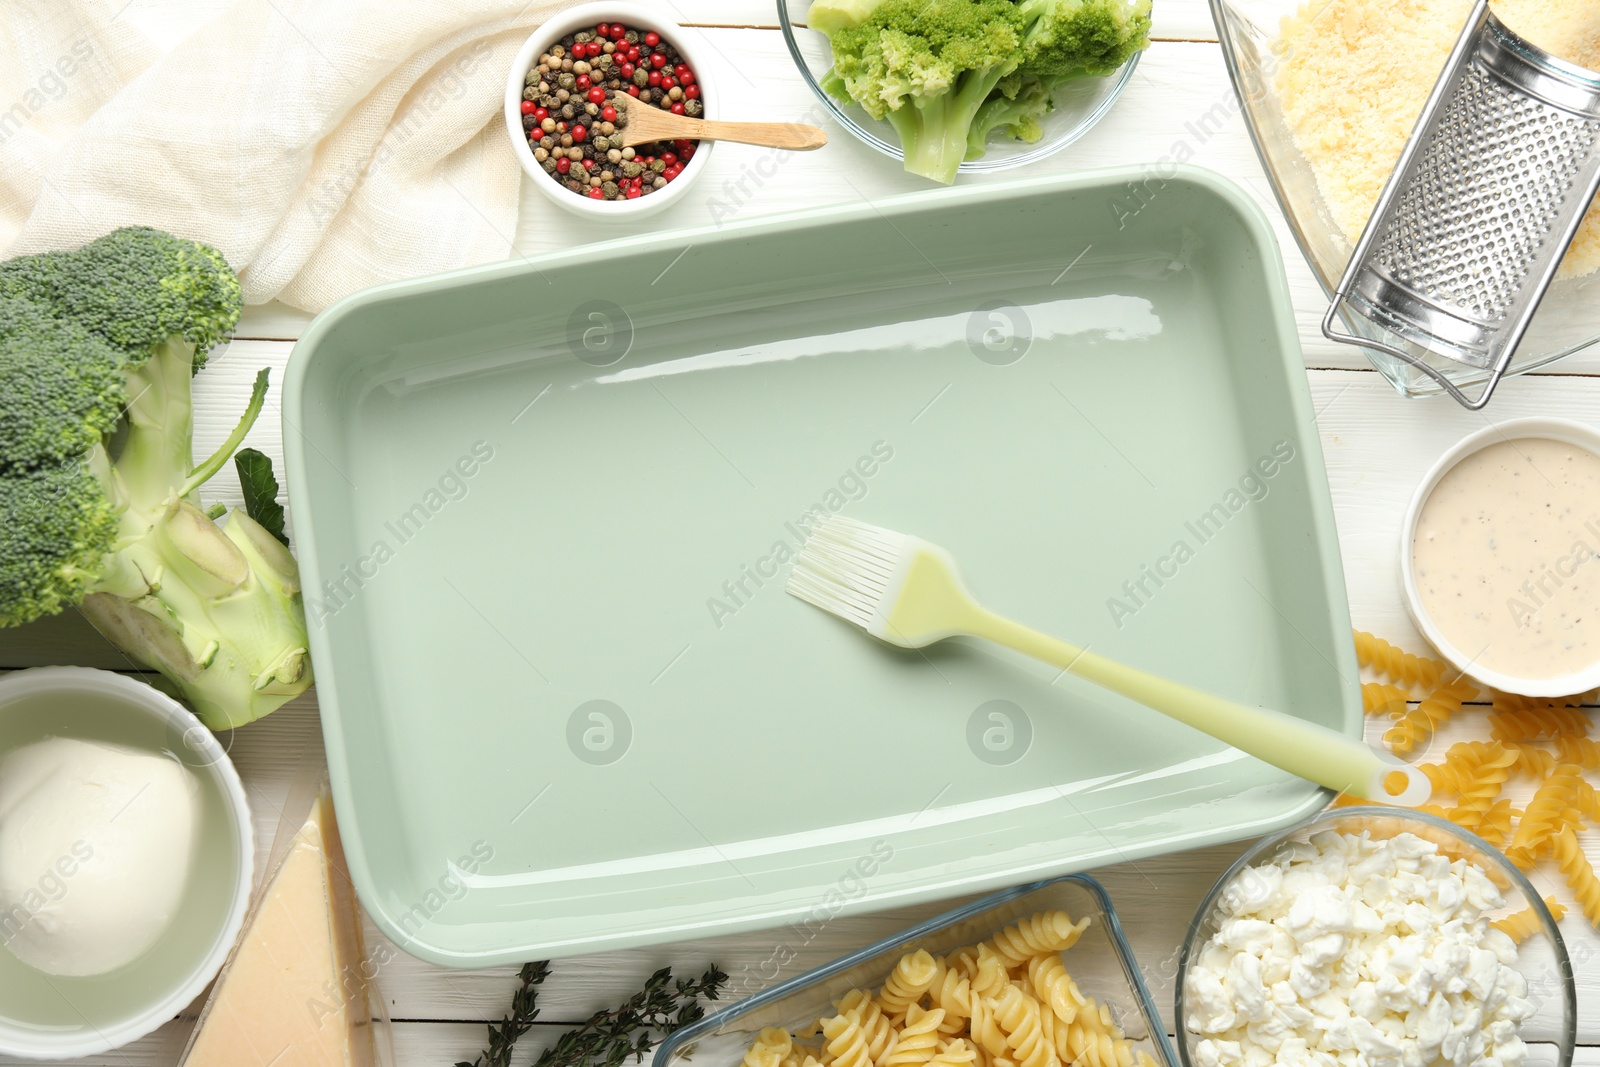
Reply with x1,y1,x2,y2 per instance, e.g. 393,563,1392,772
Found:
787,516,1431,806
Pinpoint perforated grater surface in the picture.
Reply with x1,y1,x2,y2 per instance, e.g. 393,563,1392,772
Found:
1323,0,1600,409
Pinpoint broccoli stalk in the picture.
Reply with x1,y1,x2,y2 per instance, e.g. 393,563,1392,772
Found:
0,228,311,729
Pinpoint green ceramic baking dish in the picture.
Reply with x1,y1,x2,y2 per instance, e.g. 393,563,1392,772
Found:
283,165,1358,966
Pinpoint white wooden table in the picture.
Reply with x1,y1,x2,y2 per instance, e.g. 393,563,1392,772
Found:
3,1,1598,1063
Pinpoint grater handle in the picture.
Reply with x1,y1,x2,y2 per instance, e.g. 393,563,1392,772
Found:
1321,301,1509,410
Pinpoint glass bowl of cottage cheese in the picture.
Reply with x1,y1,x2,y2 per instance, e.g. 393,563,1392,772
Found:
1176,807,1574,1067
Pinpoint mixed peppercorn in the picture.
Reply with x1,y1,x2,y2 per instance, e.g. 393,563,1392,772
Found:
520,23,703,201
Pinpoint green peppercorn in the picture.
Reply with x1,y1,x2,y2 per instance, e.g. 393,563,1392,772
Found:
650,159,666,173
523,86,538,102
683,99,703,117
558,72,575,90
542,158,558,173
592,136,610,152
524,70,540,86
633,68,649,87
602,181,620,197
622,161,643,177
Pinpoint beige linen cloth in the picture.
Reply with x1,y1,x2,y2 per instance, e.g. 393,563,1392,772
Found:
0,0,574,312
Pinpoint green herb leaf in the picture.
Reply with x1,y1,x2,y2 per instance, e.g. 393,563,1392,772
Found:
233,447,288,546
465,962,726,1067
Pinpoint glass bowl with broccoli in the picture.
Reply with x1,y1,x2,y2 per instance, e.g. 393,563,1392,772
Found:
778,0,1151,184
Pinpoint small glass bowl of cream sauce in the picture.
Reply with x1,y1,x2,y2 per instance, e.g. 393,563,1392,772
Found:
1402,417,1600,698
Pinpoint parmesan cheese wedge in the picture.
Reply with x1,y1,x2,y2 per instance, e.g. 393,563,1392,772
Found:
182,792,375,1067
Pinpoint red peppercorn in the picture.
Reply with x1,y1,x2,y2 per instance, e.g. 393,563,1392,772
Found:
588,187,605,199
674,139,692,152
571,124,587,142
674,64,689,77
661,151,678,166
582,157,596,170
627,85,640,96
650,53,666,69
661,77,676,91
684,85,699,99
576,74,591,90
588,86,607,103
534,107,549,121
670,101,685,115
680,146,694,161
619,62,634,77
595,23,610,37
555,158,571,174
625,186,641,199
647,71,661,87
679,70,695,86
628,47,641,61
644,31,660,46
613,23,627,38
601,105,617,122
520,100,536,114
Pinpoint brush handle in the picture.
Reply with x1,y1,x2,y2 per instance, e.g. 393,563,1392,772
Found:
969,610,1430,806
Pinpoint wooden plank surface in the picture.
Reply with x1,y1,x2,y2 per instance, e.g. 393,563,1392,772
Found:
5,2,1600,1065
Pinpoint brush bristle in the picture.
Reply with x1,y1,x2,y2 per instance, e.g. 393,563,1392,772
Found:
785,516,909,629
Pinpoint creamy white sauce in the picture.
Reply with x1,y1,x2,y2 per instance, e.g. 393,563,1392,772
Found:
1413,437,1600,680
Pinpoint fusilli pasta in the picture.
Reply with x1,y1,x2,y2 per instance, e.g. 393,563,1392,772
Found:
1452,741,1517,816
1026,953,1088,1025
1556,735,1600,770
927,958,974,1036
988,986,1057,1067
884,1006,946,1067
746,914,1153,1067
1353,630,1445,691
1489,706,1592,743
1361,682,1407,717
1553,826,1600,927
1384,678,1477,756
880,950,939,1016
1505,767,1587,870
822,1011,873,1067
985,912,1089,968
928,1039,978,1067
747,1029,794,1067
1490,897,1568,943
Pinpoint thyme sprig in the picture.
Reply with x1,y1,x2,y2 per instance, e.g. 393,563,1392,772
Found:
459,960,552,1067
458,961,728,1067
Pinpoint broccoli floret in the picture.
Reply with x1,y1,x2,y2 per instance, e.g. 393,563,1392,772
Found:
0,296,127,466
825,0,1025,184
815,0,1151,180
0,459,119,628
0,228,311,729
0,226,243,367
966,72,1050,159
1015,0,1153,84
807,0,878,34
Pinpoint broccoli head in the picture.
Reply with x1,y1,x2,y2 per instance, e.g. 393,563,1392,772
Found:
812,0,1151,181
0,227,310,729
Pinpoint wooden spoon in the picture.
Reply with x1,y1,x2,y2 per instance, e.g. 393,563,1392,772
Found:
612,94,826,151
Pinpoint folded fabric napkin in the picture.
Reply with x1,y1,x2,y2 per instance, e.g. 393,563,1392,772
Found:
0,0,574,312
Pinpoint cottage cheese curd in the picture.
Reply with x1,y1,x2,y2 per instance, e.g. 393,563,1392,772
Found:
1184,829,1533,1067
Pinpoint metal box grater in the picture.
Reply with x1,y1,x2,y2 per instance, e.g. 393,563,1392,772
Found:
1323,0,1600,409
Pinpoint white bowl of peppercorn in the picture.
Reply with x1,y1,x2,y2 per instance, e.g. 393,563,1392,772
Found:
506,3,715,217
